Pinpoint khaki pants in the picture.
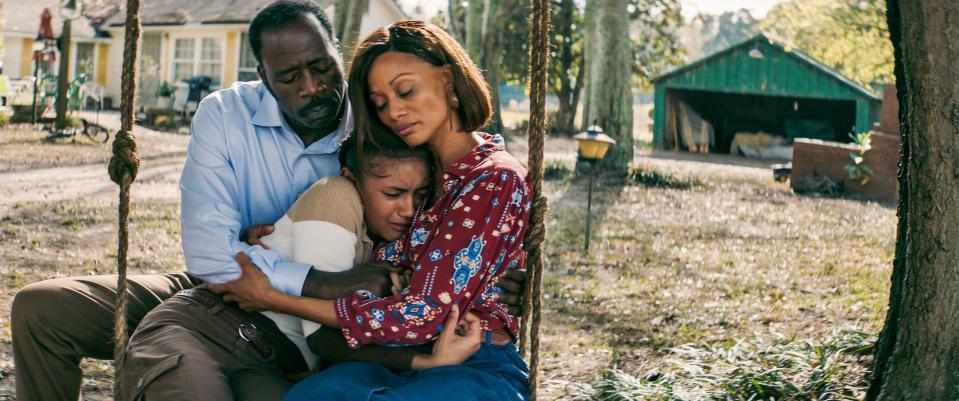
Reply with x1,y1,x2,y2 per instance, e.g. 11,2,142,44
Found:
115,294,295,401
11,273,197,401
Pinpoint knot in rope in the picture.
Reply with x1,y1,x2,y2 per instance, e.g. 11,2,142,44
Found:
109,129,140,186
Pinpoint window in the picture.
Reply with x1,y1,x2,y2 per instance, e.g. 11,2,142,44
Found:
238,32,259,82
199,38,222,84
140,33,162,76
172,37,224,85
75,42,95,79
172,38,195,82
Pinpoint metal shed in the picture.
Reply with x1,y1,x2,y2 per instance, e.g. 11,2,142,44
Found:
651,33,881,153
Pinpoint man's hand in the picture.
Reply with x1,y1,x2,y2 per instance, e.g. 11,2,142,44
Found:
240,224,274,248
301,262,407,300
208,252,281,311
495,269,527,316
411,305,481,369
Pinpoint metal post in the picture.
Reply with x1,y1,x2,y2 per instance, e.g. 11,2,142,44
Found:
584,160,595,252
32,54,41,124
55,19,72,130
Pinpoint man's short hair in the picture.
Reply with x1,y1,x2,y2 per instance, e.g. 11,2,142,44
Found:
248,0,337,64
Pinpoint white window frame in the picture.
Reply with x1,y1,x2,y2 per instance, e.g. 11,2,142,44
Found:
170,34,225,86
237,32,259,82
68,40,99,82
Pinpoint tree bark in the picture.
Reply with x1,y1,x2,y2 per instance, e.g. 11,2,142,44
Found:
341,0,369,60
586,0,633,173
580,0,595,131
448,0,464,43
553,0,578,135
867,0,959,399
465,0,484,61
335,0,352,43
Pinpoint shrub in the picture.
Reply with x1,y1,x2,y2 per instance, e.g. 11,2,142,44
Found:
629,165,702,189
0,112,10,127
157,81,175,97
544,160,574,181
554,329,874,401
64,115,85,129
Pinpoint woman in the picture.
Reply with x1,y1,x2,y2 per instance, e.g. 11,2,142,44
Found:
214,20,532,400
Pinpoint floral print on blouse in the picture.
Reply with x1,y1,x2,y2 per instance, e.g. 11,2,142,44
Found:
335,134,531,348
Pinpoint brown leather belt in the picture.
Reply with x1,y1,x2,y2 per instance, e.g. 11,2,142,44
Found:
177,288,309,376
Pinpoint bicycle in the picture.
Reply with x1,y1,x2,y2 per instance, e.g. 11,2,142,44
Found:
43,74,111,143
44,119,110,143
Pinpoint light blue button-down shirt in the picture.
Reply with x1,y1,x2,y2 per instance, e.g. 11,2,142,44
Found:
180,81,352,296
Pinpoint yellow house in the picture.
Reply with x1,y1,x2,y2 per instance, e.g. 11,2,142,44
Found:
99,0,406,107
1,0,117,88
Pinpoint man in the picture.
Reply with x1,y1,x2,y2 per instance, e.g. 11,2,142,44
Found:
11,1,525,400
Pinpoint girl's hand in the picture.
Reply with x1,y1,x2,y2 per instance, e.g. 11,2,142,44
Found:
208,252,282,312
411,305,482,369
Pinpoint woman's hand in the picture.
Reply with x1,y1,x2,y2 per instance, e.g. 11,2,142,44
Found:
411,305,482,370
208,252,282,312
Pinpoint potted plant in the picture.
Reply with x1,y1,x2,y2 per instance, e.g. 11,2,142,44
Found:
156,81,174,109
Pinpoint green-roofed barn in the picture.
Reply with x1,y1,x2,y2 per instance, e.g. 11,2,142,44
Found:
651,33,881,153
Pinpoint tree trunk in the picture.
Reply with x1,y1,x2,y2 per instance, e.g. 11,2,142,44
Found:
448,0,464,43
580,0,595,131
341,0,369,60
586,0,633,173
866,0,959,399
479,0,513,135
553,0,576,135
465,0,484,61
335,0,352,43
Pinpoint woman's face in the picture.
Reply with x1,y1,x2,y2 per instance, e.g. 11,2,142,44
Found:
367,51,458,147
348,157,430,242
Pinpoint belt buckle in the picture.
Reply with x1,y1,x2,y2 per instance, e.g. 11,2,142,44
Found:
238,322,258,342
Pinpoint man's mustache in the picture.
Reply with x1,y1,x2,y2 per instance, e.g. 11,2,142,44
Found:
298,95,340,116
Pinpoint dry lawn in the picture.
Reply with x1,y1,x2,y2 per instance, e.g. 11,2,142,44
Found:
0,126,895,400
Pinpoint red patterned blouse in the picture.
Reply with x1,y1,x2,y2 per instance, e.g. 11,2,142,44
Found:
335,134,531,348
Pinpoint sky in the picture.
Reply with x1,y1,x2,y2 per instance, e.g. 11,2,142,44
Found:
681,0,784,19
397,0,787,20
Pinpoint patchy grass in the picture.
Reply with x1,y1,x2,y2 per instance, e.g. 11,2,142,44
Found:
535,140,894,399
553,329,874,400
0,124,188,173
0,131,895,400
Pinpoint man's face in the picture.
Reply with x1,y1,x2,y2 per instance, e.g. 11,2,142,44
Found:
258,15,345,134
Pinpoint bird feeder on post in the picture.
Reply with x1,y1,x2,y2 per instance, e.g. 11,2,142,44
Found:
573,122,616,252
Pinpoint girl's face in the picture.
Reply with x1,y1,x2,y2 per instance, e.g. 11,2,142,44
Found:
346,157,430,242
367,51,459,147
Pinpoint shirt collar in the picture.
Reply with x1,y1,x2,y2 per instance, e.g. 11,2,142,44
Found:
250,81,355,155
444,132,505,180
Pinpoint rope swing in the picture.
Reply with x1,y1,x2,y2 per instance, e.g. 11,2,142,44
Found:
108,0,551,399
109,0,142,393
519,0,551,399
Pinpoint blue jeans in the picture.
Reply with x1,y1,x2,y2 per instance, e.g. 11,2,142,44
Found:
283,343,529,401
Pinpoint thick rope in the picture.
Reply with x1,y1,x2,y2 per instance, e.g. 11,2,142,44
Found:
520,0,550,399
111,0,142,395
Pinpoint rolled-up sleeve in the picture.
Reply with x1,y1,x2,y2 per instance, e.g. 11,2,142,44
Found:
179,99,311,295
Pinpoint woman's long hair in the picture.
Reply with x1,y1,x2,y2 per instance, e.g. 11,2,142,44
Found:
347,20,492,159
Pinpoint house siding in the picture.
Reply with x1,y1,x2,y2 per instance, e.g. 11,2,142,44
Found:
223,31,238,87
19,37,33,79
96,43,109,86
